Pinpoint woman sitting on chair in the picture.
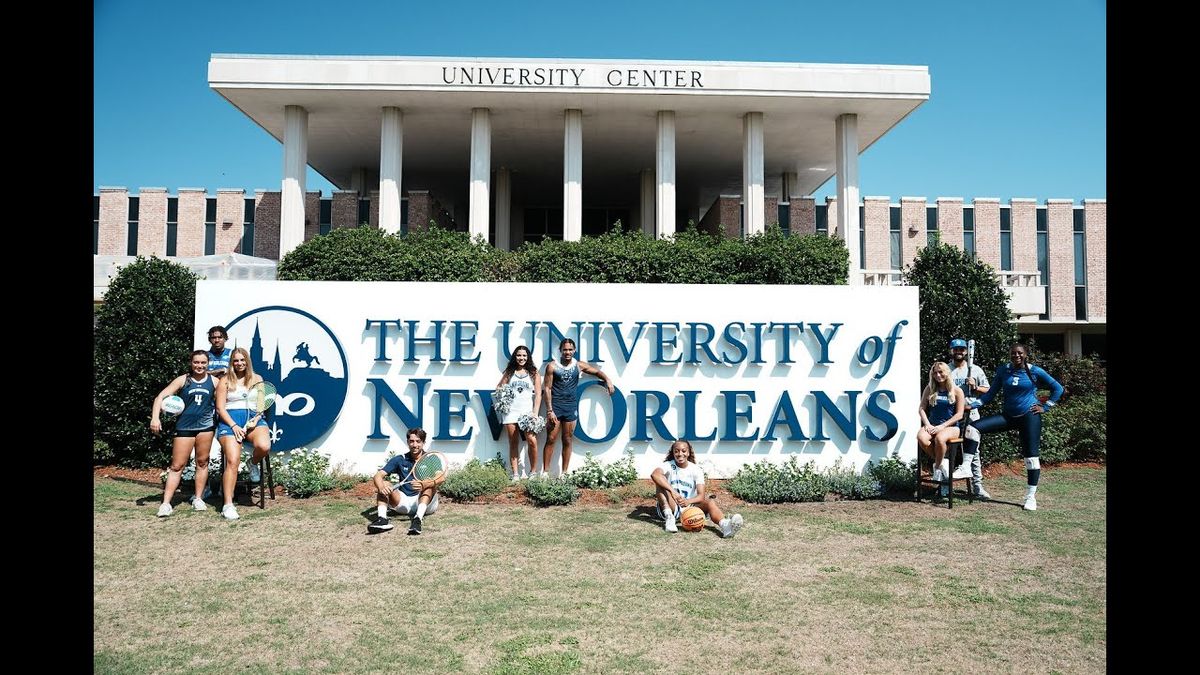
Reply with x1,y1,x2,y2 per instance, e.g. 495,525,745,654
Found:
917,361,966,497
214,347,272,521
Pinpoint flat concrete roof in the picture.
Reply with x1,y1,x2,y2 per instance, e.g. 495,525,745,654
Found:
209,55,930,208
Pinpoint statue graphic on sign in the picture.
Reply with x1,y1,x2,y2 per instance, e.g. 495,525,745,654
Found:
293,342,321,368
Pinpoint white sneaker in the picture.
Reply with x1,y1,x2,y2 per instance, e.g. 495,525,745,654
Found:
974,484,992,500
191,497,208,511
718,518,731,537
952,464,973,479
1023,495,1037,511
248,463,262,483
931,468,943,483
519,468,529,480
222,504,240,520
664,513,678,533
725,514,744,538
156,503,173,517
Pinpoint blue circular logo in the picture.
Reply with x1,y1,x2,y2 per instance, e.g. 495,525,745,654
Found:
226,306,348,452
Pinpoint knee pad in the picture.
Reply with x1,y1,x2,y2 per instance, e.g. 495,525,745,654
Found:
965,425,980,443
1024,457,1040,471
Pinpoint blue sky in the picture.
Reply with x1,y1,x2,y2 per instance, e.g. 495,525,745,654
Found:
94,0,1105,201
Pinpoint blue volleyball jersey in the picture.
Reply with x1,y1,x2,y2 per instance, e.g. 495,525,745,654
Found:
175,374,216,430
978,364,1064,417
927,391,956,426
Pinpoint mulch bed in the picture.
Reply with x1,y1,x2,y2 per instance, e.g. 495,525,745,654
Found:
95,461,1104,505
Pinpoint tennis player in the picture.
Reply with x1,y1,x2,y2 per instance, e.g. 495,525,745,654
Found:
368,428,445,535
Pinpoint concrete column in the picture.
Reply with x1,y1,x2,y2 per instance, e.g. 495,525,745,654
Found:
563,109,583,241
280,105,308,259
640,169,655,237
835,113,861,284
350,168,370,197
470,108,491,241
379,107,404,234
656,110,676,239
495,167,511,250
742,112,765,236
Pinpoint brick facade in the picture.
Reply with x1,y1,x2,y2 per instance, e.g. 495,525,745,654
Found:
97,188,128,255
136,188,167,256
216,189,246,254
900,197,926,264
1046,200,1075,321
862,197,890,270
333,191,359,229
936,198,964,249
1010,199,1038,273
177,189,207,257
789,196,815,236
1084,200,1106,322
973,199,1001,270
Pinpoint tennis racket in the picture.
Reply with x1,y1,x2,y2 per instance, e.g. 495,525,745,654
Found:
396,451,448,488
243,381,278,430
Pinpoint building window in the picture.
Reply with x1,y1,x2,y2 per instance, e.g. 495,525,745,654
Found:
523,207,563,242
319,199,332,236
166,197,178,257
999,206,1012,271
93,195,100,255
1074,208,1087,320
926,205,939,246
242,198,256,256
858,206,865,269
358,198,370,227
815,204,829,235
204,198,217,256
1036,208,1049,320
962,206,976,258
889,206,901,270
401,197,409,236
126,196,139,256
778,202,790,235
583,207,631,237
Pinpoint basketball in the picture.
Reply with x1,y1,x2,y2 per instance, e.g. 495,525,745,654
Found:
680,506,705,532
162,395,185,415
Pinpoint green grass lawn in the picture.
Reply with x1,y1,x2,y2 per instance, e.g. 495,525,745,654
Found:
94,467,1106,674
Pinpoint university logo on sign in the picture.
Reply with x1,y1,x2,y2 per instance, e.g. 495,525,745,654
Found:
226,306,349,452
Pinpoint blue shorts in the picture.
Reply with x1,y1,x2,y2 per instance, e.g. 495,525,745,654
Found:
175,426,215,438
551,403,578,423
217,408,255,439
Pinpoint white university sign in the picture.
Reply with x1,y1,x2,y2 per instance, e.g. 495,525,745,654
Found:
195,281,920,477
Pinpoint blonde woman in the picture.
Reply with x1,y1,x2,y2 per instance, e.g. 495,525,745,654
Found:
214,347,272,521
917,361,966,496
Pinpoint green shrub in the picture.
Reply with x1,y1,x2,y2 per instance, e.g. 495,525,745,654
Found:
568,450,638,489
278,223,849,285
524,476,580,506
825,460,885,500
440,457,512,501
979,394,1106,464
272,448,336,498
867,452,917,493
902,243,1016,379
94,438,113,464
1026,351,1106,399
277,225,505,282
93,257,200,467
727,457,827,504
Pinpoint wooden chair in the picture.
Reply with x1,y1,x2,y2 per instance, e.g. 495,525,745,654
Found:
914,437,974,509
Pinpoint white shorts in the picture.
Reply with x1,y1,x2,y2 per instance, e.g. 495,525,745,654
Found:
387,490,439,515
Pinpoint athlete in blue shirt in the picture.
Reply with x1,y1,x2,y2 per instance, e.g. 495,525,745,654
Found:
367,428,445,535
971,343,1064,511
543,338,615,476
150,350,218,517
917,361,966,497
206,325,232,379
